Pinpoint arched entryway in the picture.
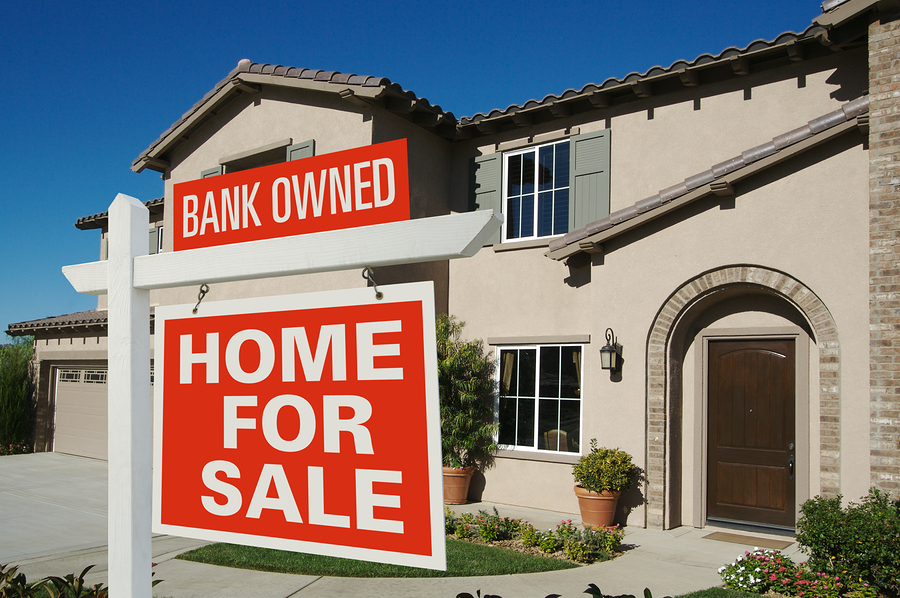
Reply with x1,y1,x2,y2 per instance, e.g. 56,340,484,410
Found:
644,265,840,529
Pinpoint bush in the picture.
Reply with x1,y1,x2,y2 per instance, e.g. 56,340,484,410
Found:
795,488,900,597
719,548,879,598
0,336,35,453
572,439,636,494
436,315,496,469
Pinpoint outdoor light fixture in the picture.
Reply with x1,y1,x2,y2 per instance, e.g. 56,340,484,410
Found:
600,328,622,373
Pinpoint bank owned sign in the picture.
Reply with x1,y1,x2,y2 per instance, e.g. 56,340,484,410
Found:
152,282,445,569
173,139,410,251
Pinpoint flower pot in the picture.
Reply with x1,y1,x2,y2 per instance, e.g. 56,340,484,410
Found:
574,485,621,527
443,466,476,504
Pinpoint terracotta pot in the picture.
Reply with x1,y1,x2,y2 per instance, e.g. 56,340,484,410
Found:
574,485,621,527
443,466,476,504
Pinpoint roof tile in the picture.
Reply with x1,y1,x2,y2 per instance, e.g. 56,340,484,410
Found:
711,156,746,178
684,171,716,191
741,141,778,165
808,108,848,134
636,195,663,214
773,125,813,149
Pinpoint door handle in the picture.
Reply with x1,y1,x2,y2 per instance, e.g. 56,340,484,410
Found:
788,455,795,481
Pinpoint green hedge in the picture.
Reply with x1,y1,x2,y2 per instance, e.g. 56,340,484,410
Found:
0,336,35,454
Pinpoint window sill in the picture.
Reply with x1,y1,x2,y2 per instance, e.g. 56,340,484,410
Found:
493,238,553,253
495,449,581,465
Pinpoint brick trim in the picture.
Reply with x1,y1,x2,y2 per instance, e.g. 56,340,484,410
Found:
645,265,840,529
868,11,900,496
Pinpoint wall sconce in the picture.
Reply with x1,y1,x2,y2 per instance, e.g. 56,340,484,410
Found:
600,328,622,374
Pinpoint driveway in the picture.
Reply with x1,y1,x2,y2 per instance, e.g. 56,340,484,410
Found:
0,452,109,563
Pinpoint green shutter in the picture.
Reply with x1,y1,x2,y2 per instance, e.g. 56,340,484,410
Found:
569,130,610,231
286,140,315,161
472,153,502,245
201,166,223,178
149,225,160,255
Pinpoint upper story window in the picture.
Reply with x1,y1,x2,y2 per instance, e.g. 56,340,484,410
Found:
471,130,610,246
503,140,570,241
497,344,582,453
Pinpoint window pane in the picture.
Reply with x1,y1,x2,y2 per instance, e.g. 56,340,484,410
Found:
538,398,561,450
499,350,517,396
539,346,561,397
538,146,554,191
521,194,534,238
507,196,520,239
537,191,553,237
517,398,535,447
518,349,536,397
559,399,580,452
560,346,581,398
553,189,569,235
498,397,517,445
556,141,570,184
522,152,535,194
507,154,522,196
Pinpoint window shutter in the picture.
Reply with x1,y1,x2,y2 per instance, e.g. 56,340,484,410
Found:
472,153,502,245
201,166,223,178
569,130,610,231
286,140,315,161
149,225,159,255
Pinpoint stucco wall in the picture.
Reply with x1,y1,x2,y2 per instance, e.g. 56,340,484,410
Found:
447,49,870,526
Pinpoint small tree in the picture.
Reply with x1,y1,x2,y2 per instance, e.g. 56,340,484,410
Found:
436,314,497,469
0,335,35,453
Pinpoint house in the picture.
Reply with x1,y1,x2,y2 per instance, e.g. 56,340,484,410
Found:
9,0,899,531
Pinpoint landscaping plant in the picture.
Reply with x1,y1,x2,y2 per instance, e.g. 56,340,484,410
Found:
795,488,900,597
573,438,637,494
0,336,35,455
436,315,497,469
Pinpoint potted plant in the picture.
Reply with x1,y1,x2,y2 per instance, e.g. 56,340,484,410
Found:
572,439,637,527
436,314,497,504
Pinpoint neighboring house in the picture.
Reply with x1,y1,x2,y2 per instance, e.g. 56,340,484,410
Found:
9,0,900,531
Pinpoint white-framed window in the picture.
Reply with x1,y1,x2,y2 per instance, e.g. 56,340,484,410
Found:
496,344,582,453
502,140,571,241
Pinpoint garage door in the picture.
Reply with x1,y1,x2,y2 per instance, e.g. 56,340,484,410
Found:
54,368,108,460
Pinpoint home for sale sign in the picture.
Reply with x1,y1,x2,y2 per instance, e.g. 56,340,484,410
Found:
152,282,445,570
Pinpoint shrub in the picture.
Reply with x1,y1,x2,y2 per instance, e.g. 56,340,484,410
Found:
0,336,35,453
538,531,560,553
445,507,457,534
719,548,880,598
795,488,900,597
572,438,636,494
520,523,538,547
436,315,496,469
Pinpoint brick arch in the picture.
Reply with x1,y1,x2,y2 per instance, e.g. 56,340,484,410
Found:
644,265,840,529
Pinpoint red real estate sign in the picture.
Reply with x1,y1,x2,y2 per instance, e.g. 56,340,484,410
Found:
172,139,410,251
152,282,445,570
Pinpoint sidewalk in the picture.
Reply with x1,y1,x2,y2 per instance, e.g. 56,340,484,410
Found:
2,454,803,598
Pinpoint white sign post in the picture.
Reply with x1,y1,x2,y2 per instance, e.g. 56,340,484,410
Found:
63,193,500,596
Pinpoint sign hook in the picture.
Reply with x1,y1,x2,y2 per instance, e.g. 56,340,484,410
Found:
192,283,210,314
361,267,383,300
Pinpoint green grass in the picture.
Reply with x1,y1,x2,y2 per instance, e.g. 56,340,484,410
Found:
176,538,578,578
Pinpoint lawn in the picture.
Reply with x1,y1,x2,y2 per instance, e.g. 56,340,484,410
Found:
176,538,579,578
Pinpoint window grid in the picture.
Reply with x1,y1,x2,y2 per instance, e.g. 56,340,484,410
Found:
497,344,582,453
502,140,570,242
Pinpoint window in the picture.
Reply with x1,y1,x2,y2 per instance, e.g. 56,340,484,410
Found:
201,139,315,178
503,141,570,241
471,130,610,245
497,345,582,453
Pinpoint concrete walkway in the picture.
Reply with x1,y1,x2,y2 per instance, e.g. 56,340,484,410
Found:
1,453,805,598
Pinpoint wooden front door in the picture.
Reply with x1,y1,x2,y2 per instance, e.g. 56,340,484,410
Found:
708,339,795,528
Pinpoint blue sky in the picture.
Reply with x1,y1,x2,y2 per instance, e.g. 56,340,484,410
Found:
1,0,824,335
